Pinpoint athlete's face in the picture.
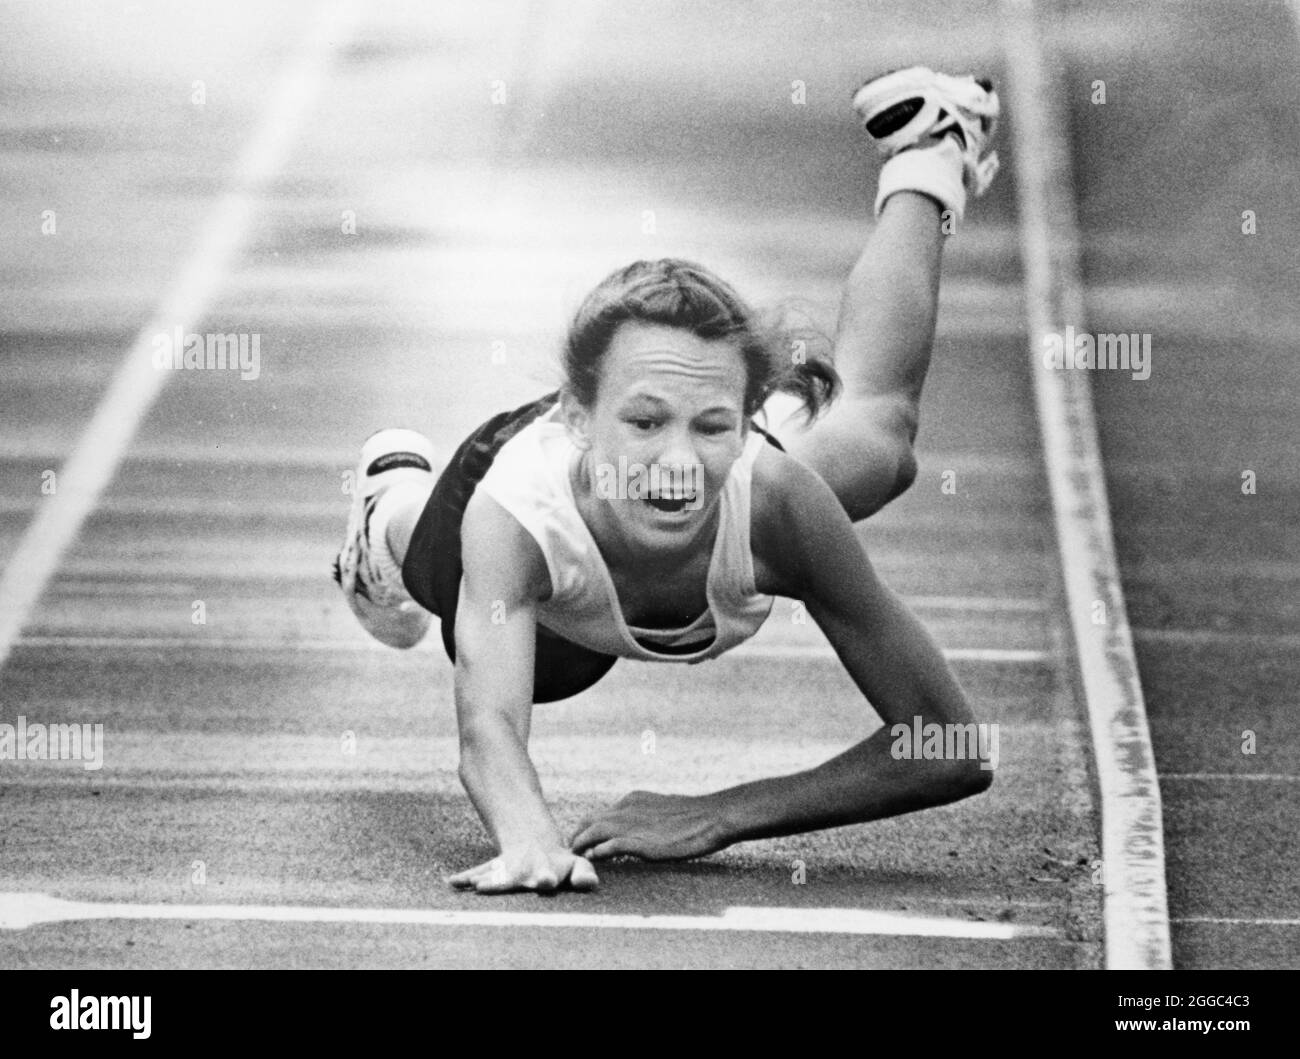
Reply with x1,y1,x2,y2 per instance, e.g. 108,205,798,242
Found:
564,322,749,554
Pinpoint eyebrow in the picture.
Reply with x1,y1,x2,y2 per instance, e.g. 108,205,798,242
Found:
619,396,740,418
620,394,671,410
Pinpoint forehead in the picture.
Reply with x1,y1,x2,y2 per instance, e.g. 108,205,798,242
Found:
598,323,746,405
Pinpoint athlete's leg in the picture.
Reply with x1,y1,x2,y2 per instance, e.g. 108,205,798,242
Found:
334,429,438,649
776,187,945,522
768,67,999,523
380,483,430,567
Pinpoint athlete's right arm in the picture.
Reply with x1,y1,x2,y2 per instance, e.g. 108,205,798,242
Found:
446,488,598,894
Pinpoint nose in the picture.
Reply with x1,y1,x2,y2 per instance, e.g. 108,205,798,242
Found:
655,425,699,472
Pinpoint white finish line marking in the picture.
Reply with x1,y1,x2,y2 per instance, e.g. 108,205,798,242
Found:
0,0,359,677
0,892,1056,940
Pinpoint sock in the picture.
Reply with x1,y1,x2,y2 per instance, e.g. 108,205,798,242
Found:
875,134,967,224
367,481,431,590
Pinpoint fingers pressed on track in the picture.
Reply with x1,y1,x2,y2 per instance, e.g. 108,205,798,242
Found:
569,858,600,891
568,817,595,847
448,858,504,889
571,817,621,853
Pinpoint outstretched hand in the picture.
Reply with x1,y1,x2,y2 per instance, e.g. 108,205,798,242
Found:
569,790,729,862
448,845,599,894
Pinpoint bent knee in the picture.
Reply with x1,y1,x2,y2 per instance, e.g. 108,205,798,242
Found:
887,437,918,500
785,394,920,520
852,425,918,514
848,394,919,502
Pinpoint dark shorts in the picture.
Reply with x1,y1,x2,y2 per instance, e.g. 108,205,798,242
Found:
402,391,785,703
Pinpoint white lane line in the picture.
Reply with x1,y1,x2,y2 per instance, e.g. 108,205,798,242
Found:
1172,917,1300,927
1001,0,1172,970
11,635,1049,665
0,891,1056,939
0,0,360,678
1160,774,1300,783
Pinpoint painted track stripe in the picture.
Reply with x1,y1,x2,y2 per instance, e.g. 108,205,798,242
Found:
0,892,1056,939
1001,0,1172,970
11,635,1048,664
0,0,359,677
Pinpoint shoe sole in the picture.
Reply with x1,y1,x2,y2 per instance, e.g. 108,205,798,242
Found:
853,65,997,153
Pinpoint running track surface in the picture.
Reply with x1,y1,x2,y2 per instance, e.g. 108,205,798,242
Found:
0,0,1293,969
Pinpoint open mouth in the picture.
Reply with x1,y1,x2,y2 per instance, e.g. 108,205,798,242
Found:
645,496,694,513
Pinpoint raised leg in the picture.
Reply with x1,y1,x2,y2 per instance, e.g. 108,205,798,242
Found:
773,188,946,522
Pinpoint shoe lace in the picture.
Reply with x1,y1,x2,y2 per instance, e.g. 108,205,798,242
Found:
333,497,398,604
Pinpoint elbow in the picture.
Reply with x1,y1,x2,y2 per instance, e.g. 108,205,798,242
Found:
945,758,995,799
925,754,994,803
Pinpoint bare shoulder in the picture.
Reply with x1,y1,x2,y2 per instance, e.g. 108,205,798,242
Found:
750,439,848,598
460,488,553,604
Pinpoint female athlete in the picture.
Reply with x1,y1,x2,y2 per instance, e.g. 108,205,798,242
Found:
333,67,1003,894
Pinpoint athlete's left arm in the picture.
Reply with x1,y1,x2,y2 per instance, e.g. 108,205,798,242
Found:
570,451,993,860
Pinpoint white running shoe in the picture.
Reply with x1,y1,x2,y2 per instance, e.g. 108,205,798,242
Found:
853,65,1000,196
333,428,436,649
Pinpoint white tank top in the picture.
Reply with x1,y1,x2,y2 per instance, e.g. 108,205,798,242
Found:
476,405,774,662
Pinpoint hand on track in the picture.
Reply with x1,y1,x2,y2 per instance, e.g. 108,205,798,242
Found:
449,845,599,894
570,791,726,862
